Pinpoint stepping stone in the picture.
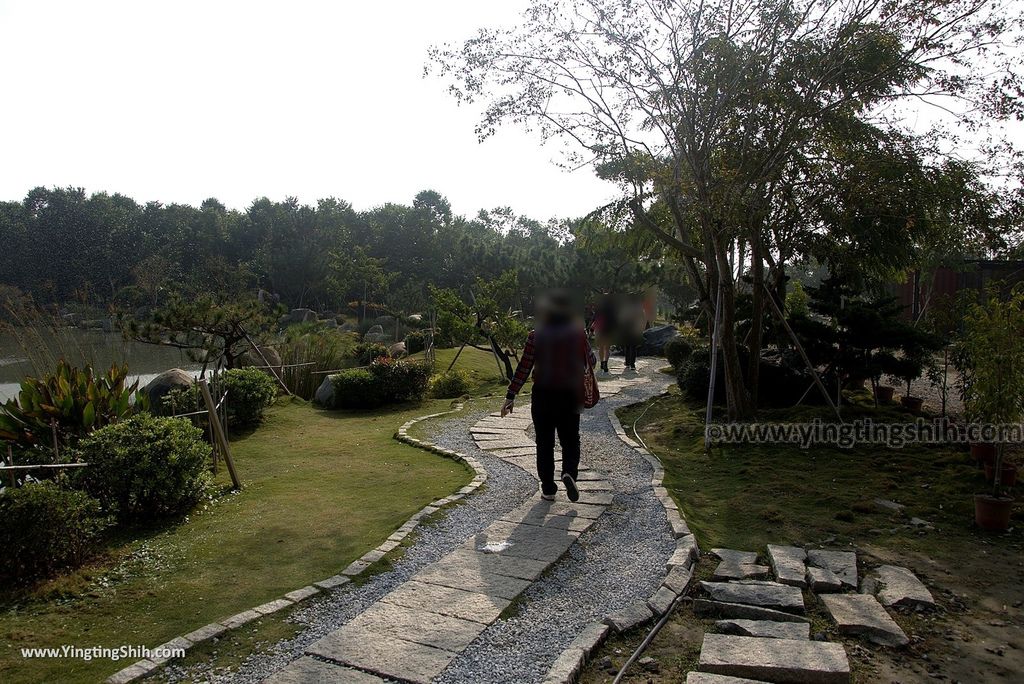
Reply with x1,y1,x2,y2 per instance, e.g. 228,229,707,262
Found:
473,431,529,440
604,602,654,632
478,440,536,451
715,619,811,640
380,580,510,624
438,548,549,581
871,565,935,609
462,520,578,563
766,544,807,588
263,656,385,683
819,594,909,647
807,566,844,593
713,562,771,581
712,549,759,564
693,599,810,624
700,581,805,614
342,602,486,653
697,634,850,684
307,626,456,684
686,674,768,684
807,550,857,589
414,561,531,600
489,447,538,458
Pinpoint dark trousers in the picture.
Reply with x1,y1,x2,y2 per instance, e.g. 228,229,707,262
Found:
623,342,638,368
531,388,581,494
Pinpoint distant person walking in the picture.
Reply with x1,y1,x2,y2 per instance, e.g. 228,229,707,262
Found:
592,293,617,373
620,296,646,371
502,291,597,502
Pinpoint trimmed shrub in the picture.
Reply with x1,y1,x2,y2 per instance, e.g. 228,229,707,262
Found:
76,414,211,522
332,368,387,409
677,347,814,407
221,368,278,425
350,342,390,366
0,481,112,583
664,336,695,370
430,369,470,399
405,330,426,355
369,357,432,402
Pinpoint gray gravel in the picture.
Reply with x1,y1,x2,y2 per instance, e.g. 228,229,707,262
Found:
164,362,673,684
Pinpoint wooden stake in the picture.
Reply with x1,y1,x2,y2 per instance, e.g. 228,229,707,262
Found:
240,327,291,396
199,378,240,490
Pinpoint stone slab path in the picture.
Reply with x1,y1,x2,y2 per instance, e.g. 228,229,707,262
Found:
251,359,669,684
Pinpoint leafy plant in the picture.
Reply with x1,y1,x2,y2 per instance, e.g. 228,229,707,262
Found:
664,336,695,371
75,413,211,522
0,480,112,583
220,368,278,425
277,327,355,400
405,330,427,355
331,368,387,409
350,342,390,366
0,360,145,451
431,369,470,398
369,357,432,402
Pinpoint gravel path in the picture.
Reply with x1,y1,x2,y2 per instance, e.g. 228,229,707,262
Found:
164,360,672,684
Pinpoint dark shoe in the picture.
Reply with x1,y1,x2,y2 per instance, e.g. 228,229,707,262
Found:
540,482,558,500
601,361,609,373
561,473,580,503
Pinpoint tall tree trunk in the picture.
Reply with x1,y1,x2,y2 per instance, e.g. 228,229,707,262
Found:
748,232,765,405
710,234,754,421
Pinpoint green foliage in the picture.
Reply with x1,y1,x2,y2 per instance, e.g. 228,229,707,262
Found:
76,414,211,522
955,290,1024,426
162,385,201,416
785,280,810,317
331,369,386,409
220,368,278,425
0,481,112,583
350,342,391,366
278,328,355,400
368,357,432,402
405,330,426,354
664,336,695,371
0,360,144,450
430,369,471,398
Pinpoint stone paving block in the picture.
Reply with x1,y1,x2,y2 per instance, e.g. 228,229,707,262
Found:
693,599,811,624
344,601,487,653
700,581,805,613
872,565,935,609
698,634,850,684
105,659,159,684
489,447,542,458
712,549,759,564
441,548,550,581
182,622,228,644
414,560,531,600
478,439,536,451
686,674,769,684
150,636,192,665
715,619,811,640
574,469,608,481
315,575,351,591
668,535,700,570
766,544,807,588
465,520,579,563
381,579,510,624
577,479,614,492
648,585,677,615
254,598,294,616
807,566,844,593
500,508,598,533
543,646,585,683
262,656,386,683
570,621,610,653
713,562,771,581
307,626,457,684
222,609,261,629
819,594,909,647
806,549,857,589
342,559,372,576
604,602,654,632
663,565,694,594
473,431,530,440
284,586,321,603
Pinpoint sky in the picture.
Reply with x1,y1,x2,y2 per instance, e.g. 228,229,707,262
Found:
0,1,615,220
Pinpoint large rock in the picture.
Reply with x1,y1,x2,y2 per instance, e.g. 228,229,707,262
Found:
819,594,909,647
767,544,807,588
280,308,318,326
693,599,810,624
315,375,337,409
143,369,196,414
871,565,935,609
687,674,766,684
807,549,857,589
699,581,805,613
637,324,678,356
239,344,283,376
364,331,390,343
697,634,850,683
389,342,408,358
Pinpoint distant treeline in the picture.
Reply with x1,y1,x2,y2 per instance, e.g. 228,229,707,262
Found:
0,186,689,316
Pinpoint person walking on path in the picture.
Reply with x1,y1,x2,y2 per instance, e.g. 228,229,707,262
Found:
619,295,647,372
592,293,617,373
501,291,596,502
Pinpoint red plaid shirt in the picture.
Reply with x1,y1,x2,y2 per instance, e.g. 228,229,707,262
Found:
506,324,596,400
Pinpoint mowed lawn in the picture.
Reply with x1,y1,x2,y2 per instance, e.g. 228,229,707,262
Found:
0,399,472,684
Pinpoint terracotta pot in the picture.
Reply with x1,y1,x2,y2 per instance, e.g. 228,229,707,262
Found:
984,462,1019,487
874,385,895,403
900,396,924,412
971,443,997,466
974,494,1014,531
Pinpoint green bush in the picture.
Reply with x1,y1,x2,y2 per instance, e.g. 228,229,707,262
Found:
221,368,277,425
431,369,470,398
370,357,432,402
350,342,390,366
332,368,387,409
664,336,695,370
405,330,426,355
0,481,111,583
76,414,211,522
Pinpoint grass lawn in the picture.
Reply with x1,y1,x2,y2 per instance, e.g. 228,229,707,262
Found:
0,398,472,684
583,387,1024,684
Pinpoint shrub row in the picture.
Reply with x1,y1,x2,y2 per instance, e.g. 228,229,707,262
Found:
331,357,432,409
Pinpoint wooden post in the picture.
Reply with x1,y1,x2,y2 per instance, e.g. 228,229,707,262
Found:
199,378,240,490
705,284,723,453
240,327,291,396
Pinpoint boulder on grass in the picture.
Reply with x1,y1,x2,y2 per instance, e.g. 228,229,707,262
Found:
637,324,678,356
239,345,283,376
389,342,407,358
314,375,336,408
280,308,318,327
144,369,196,414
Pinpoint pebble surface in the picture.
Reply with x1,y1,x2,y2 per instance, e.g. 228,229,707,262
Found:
163,361,673,684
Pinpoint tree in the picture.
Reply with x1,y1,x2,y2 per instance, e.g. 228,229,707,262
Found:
327,247,396,320
431,0,1023,418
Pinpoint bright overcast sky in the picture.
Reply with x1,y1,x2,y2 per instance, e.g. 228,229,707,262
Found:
0,1,615,220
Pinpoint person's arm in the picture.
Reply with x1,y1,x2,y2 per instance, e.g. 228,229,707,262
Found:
502,330,536,415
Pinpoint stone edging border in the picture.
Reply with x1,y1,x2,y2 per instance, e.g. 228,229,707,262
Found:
106,402,487,684
541,396,700,684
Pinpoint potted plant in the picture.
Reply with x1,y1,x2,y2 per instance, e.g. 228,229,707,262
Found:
956,289,1024,532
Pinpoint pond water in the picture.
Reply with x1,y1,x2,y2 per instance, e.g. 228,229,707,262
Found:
0,327,202,402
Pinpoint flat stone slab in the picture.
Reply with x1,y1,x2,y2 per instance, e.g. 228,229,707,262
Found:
687,674,769,684
343,602,486,652
693,599,810,624
477,439,536,451
819,594,908,647
872,565,935,609
381,580,510,624
698,634,850,684
700,581,805,613
263,656,386,683
713,562,771,581
414,560,531,600
806,549,857,589
439,548,549,581
766,544,807,588
712,548,759,564
807,566,844,593
604,602,654,632
463,520,578,563
715,619,811,640
307,626,456,684
488,447,540,458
